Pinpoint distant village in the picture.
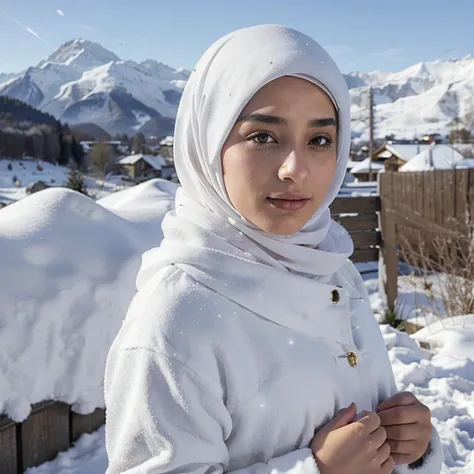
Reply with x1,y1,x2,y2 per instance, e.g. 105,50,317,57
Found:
79,135,177,185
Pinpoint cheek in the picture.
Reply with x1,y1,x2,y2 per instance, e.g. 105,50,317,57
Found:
223,147,272,192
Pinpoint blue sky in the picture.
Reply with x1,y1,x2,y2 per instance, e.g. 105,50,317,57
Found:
1,0,473,74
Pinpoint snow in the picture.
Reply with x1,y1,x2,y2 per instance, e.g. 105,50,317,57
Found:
25,271,474,474
160,135,174,146
456,158,474,169
350,157,385,174
349,55,474,139
117,153,167,171
1,164,472,472
0,40,186,133
0,158,134,205
378,144,433,160
0,179,176,422
131,110,151,130
338,180,378,196
399,145,465,171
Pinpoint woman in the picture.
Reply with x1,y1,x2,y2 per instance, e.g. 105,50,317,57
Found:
104,25,442,474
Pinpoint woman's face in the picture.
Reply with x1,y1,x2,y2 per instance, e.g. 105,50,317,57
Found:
221,76,338,236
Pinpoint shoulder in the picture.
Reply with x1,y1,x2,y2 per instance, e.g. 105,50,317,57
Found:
109,264,238,372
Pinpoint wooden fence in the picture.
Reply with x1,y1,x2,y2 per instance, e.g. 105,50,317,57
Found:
0,402,105,474
379,169,474,311
330,195,381,265
0,196,381,473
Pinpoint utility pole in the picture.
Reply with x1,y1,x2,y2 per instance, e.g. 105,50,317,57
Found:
368,87,375,181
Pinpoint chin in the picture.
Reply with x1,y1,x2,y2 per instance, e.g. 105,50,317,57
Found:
258,220,307,236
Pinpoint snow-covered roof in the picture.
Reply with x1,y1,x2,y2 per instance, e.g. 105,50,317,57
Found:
346,160,359,169
117,154,166,170
455,158,474,169
159,136,174,146
350,158,385,174
399,145,464,171
378,144,433,161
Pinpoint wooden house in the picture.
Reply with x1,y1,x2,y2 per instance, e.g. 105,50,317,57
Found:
117,154,171,182
372,143,432,171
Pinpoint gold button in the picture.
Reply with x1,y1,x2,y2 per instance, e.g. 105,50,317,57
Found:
330,289,340,304
347,352,358,367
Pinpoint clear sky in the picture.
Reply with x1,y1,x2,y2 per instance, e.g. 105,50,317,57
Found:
1,0,473,74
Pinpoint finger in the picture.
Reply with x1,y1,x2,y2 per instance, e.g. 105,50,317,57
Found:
386,439,414,455
354,410,371,421
378,391,418,411
376,441,391,463
381,455,395,474
391,452,417,466
384,423,419,440
378,406,422,426
358,411,381,434
370,425,388,449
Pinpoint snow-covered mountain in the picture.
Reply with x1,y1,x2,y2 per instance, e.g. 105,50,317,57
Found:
0,39,190,136
2,39,473,139
348,55,474,140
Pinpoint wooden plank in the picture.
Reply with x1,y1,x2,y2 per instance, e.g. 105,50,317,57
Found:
0,416,18,474
350,248,379,263
330,196,380,215
379,172,398,312
384,198,462,238
21,402,70,470
335,213,379,231
434,171,444,225
70,408,106,443
422,172,434,222
442,170,455,226
351,230,381,248
455,169,469,222
469,170,474,222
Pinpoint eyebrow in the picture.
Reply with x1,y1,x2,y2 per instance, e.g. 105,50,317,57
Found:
236,113,337,128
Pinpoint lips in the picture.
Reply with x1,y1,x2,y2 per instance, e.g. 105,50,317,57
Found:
266,194,311,211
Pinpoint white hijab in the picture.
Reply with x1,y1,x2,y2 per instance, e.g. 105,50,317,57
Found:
168,24,354,279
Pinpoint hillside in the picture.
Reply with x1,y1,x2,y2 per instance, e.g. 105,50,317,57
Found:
0,95,60,127
348,55,474,140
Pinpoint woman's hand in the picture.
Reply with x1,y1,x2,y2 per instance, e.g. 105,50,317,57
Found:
311,403,394,474
377,391,432,466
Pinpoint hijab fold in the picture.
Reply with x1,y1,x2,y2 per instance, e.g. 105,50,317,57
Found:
147,25,355,283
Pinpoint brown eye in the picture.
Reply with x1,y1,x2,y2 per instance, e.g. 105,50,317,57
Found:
249,132,277,145
310,135,333,148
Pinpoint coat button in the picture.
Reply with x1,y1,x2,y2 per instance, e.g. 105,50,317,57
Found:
330,289,340,304
347,352,358,367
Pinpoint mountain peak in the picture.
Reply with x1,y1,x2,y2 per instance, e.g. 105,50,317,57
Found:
40,38,120,68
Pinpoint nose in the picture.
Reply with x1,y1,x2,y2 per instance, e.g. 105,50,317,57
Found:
278,148,310,184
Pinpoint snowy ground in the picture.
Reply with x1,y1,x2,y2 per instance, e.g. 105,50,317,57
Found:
24,272,474,474
0,158,133,204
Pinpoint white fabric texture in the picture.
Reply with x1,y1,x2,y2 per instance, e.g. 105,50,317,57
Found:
104,24,442,474
172,23,353,279
105,257,442,474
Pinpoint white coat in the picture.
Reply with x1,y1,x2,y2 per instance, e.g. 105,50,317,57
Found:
104,243,443,474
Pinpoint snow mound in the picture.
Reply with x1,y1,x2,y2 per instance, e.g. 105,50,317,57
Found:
381,320,474,473
0,180,176,422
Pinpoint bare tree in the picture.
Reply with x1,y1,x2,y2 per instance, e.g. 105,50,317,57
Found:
90,141,114,184
399,212,474,318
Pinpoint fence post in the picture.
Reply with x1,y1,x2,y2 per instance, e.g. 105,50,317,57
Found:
379,172,398,312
